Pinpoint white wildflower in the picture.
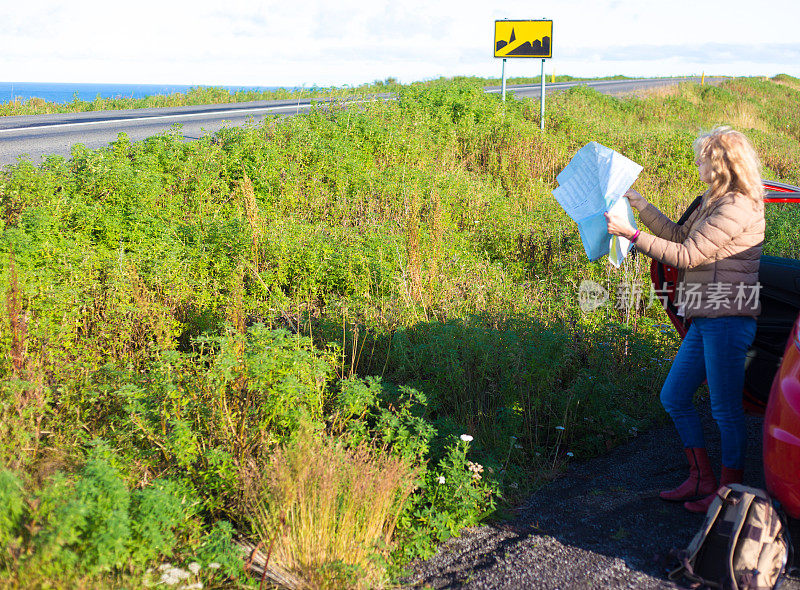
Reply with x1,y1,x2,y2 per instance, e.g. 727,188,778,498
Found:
466,460,482,472
182,584,204,590
208,562,221,570
466,461,484,479
509,482,519,489
437,475,446,484
158,564,173,572
162,567,191,581
188,562,201,575
566,452,574,457
460,434,473,442
161,573,180,586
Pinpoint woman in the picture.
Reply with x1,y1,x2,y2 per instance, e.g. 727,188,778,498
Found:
604,126,765,513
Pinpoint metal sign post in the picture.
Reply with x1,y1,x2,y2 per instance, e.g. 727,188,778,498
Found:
501,58,508,102
540,59,545,130
494,19,552,128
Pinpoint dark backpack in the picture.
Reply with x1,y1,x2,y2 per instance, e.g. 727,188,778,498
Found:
669,484,790,589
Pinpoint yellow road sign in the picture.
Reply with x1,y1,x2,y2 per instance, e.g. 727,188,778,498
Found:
494,20,552,58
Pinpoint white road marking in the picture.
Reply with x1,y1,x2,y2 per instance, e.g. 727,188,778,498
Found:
0,98,378,134
484,77,695,93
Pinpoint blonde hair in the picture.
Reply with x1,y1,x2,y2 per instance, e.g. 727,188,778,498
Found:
693,126,764,210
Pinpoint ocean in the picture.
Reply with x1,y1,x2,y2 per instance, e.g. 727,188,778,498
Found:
0,82,294,105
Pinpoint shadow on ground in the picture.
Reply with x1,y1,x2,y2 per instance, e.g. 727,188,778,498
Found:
405,400,800,589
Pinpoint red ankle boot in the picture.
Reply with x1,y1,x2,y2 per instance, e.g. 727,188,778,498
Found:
684,465,743,513
660,448,718,502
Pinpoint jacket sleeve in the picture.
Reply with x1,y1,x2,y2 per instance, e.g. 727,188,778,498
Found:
633,198,751,269
637,202,691,243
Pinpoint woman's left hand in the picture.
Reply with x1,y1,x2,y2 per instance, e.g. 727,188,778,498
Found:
604,210,636,239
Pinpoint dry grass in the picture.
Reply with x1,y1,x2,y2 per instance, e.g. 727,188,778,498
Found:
3,251,46,469
620,82,709,105
722,102,768,132
6,252,26,378
772,76,800,92
238,173,263,271
404,188,424,306
243,432,416,589
620,85,682,100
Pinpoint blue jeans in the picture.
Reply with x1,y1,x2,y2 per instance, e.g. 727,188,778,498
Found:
660,316,757,470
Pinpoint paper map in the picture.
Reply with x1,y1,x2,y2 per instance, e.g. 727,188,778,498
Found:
552,142,643,266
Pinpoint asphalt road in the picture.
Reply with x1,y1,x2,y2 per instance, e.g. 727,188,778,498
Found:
0,96,389,167
0,78,720,167
486,76,723,100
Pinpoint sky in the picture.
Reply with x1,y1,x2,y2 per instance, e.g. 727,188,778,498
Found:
2,0,799,86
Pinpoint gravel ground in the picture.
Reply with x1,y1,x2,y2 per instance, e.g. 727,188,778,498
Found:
405,399,800,589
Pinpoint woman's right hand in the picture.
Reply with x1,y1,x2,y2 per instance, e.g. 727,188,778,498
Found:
624,188,647,211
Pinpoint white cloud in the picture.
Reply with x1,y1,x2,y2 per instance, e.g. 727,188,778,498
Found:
1,0,798,85
583,43,800,64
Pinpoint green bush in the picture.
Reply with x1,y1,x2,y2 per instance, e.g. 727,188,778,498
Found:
394,436,498,562
0,470,25,566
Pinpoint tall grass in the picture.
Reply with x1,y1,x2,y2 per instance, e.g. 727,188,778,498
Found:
244,433,415,589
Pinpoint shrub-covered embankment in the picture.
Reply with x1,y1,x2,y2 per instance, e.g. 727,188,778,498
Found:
1,75,799,587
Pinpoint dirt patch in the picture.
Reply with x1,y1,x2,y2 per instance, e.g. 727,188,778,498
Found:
405,399,800,589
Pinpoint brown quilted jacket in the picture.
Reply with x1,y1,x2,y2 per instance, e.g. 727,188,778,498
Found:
634,191,765,318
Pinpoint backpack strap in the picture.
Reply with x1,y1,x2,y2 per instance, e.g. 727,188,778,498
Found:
668,487,732,584
724,487,757,590
778,505,794,578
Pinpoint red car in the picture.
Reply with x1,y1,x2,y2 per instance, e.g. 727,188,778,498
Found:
651,179,800,523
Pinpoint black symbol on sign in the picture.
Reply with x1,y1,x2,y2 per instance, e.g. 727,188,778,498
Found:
508,37,550,55
495,29,511,52
496,28,550,56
